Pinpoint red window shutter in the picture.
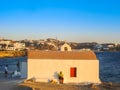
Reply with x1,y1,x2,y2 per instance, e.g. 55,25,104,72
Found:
70,67,77,77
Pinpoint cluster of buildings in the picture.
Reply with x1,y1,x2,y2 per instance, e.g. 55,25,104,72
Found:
20,38,73,51
0,39,25,51
94,43,119,51
0,38,73,52
0,37,120,51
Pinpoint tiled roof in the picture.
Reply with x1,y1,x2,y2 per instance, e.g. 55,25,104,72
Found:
28,50,97,60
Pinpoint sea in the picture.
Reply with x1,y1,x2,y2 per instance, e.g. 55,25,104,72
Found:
0,52,120,82
0,57,27,79
95,51,120,82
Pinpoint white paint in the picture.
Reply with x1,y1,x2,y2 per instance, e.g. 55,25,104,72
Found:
60,43,72,51
28,59,100,83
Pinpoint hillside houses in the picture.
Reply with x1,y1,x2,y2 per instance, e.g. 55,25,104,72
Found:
1,38,120,51
21,38,72,51
0,39,25,51
94,43,117,51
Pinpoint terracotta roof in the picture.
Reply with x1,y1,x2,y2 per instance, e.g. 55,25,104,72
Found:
28,50,97,60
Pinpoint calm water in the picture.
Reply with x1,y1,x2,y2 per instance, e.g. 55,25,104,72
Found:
95,52,120,82
0,52,120,82
0,57,27,76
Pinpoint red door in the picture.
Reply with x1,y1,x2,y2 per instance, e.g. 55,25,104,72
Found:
70,67,77,77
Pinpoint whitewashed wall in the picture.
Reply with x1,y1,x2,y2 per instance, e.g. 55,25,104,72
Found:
28,59,100,83
60,43,72,51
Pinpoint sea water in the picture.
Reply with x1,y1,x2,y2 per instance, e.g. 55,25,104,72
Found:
95,52,120,82
0,57,27,79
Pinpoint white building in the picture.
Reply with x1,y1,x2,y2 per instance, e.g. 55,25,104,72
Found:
14,42,25,50
60,43,72,51
6,46,15,51
107,44,114,48
0,40,11,45
0,40,12,50
27,50,100,83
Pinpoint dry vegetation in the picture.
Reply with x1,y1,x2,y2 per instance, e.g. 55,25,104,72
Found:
0,50,27,58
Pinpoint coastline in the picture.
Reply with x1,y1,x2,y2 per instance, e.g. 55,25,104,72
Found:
0,50,27,58
94,51,120,53
19,80,120,90
0,79,120,90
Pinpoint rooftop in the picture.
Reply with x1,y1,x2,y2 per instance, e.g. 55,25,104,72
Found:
28,50,97,60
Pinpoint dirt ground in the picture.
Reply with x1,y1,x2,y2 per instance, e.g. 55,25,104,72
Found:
0,79,31,90
0,79,120,90
20,81,120,90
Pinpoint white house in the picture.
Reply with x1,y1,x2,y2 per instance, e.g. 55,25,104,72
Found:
14,42,25,50
0,40,11,45
27,50,100,83
0,40,12,50
6,46,16,51
60,43,72,51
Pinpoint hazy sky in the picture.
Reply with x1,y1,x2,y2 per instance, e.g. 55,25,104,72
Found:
0,0,120,43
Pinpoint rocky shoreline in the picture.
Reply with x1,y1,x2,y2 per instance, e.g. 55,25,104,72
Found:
18,80,120,90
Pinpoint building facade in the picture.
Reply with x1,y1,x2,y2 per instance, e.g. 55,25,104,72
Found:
27,50,100,83
60,43,72,51
14,42,25,50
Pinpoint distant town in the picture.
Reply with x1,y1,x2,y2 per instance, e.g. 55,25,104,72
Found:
0,37,120,52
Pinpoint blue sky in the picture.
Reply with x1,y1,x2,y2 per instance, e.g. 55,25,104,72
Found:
0,0,120,43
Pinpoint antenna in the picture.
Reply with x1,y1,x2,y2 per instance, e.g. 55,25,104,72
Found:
56,36,57,40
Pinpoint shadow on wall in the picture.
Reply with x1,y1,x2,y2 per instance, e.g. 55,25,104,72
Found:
47,71,59,82
53,71,59,81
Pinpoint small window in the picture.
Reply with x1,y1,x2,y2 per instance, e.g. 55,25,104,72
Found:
70,67,77,77
64,47,68,51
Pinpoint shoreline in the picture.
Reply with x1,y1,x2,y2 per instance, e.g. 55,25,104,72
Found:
94,51,120,53
19,80,120,90
0,79,120,90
